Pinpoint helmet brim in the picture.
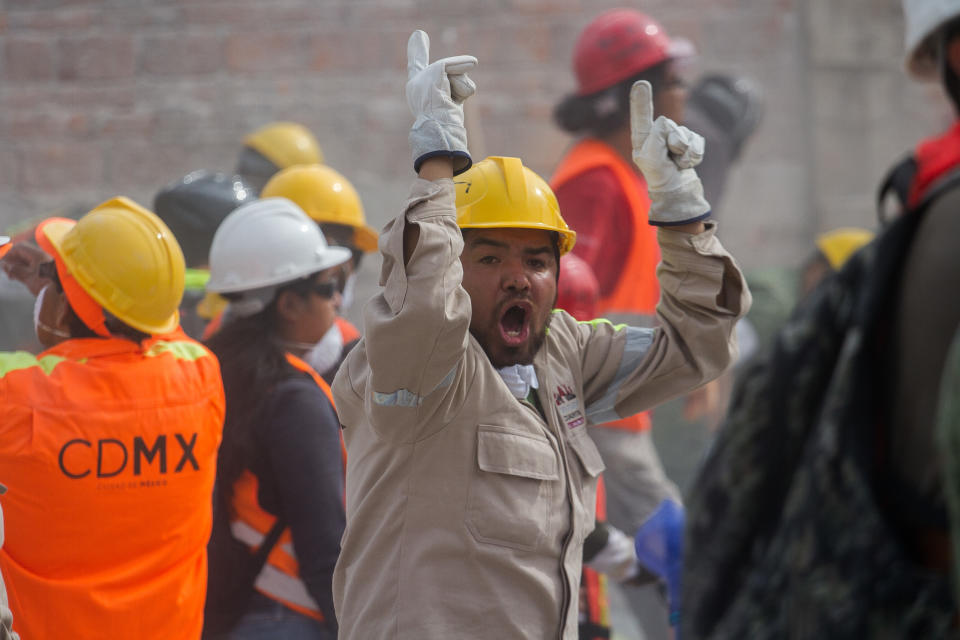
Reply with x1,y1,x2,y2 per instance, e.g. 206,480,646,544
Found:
36,217,181,336
207,245,353,294
353,225,380,253
458,221,577,255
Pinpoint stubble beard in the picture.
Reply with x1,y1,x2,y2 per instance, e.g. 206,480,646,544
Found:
474,311,552,369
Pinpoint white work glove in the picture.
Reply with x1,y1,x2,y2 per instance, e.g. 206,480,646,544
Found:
406,30,477,175
631,80,711,226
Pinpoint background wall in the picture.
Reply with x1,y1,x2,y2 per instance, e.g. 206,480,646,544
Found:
0,0,953,271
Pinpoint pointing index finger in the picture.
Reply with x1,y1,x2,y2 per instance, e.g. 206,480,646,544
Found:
407,30,430,80
630,80,654,149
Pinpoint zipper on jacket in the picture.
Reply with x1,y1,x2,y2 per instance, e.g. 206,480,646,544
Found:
534,379,576,639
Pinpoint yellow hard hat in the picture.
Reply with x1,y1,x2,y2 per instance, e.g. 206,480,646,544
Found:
261,164,378,253
37,197,185,335
455,157,576,255
815,227,875,271
243,122,324,170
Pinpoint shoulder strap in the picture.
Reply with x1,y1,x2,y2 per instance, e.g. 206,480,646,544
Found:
916,166,960,212
251,517,286,575
876,154,917,226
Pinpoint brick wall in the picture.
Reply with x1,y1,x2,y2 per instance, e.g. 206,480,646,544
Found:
0,0,952,272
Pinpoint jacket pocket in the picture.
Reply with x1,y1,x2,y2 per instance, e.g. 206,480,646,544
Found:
567,432,605,479
467,425,560,551
567,433,606,533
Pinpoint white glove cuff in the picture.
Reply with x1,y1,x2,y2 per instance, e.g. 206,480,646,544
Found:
648,175,712,226
409,120,472,175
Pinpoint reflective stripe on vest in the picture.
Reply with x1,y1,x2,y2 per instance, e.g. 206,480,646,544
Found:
228,353,344,621
552,140,658,433
231,520,321,614
231,471,324,621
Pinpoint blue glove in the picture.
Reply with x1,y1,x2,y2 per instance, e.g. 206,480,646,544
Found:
634,499,685,630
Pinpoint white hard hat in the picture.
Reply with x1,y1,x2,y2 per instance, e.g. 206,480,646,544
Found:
903,0,960,78
207,197,352,294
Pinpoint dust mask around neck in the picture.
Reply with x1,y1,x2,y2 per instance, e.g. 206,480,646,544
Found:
497,364,539,400
34,285,71,341
340,272,358,313
302,322,344,377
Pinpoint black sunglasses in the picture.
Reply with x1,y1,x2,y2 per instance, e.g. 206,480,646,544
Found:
311,279,338,299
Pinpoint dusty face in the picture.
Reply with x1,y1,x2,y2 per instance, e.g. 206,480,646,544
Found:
460,227,558,368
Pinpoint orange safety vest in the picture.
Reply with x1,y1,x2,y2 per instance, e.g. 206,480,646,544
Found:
0,330,225,640
227,353,345,622
336,316,361,343
551,139,661,317
552,139,659,433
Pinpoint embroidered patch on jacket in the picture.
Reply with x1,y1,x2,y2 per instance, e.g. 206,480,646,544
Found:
554,384,585,429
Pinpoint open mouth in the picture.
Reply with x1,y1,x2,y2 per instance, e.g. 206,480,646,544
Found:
498,302,531,347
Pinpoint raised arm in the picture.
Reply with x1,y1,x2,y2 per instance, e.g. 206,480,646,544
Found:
347,31,478,438
578,81,751,421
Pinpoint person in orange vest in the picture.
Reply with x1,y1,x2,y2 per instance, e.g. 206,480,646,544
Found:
236,122,325,194
551,10,699,637
261,164,379,382
202,197,351,639
0,198,225,640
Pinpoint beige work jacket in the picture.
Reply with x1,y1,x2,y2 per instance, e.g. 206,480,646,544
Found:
332,178,750,639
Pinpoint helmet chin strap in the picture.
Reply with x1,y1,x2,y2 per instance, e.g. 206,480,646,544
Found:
34,285,72,340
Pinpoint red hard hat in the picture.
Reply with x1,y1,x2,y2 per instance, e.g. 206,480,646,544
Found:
556,253,600,322
573,9,673,96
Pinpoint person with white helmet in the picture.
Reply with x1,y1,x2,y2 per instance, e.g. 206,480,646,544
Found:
260,164,379,381
887,0,960,604
682,2,960,636
202,197,351,639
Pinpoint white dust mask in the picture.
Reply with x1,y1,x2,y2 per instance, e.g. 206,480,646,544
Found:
496,364,539,399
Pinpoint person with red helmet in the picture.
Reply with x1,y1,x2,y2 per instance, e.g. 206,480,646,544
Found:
551,10,696,638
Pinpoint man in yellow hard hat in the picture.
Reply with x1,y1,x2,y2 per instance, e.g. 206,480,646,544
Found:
261,164,378,380
236,121,324,194
330,31,750,639
0,198,225,639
